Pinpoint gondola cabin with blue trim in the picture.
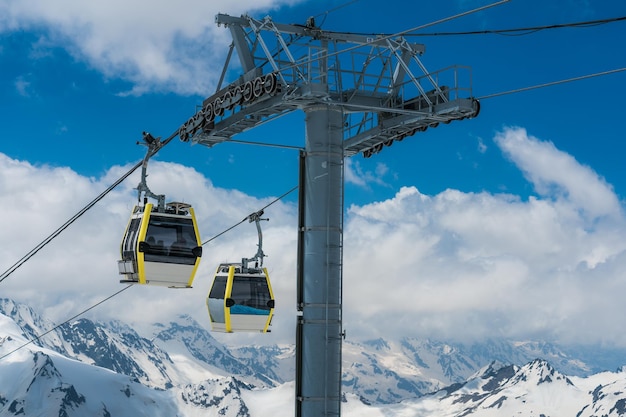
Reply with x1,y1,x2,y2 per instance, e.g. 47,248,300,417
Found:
207,263,275,332
118,201,202,288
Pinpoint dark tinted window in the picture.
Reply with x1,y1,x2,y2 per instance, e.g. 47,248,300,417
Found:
209,276,228,299
144,215,198,264
230,275,272,311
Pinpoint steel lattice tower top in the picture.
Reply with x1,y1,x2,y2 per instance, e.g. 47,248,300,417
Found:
177,14,480,417
179,14,479,155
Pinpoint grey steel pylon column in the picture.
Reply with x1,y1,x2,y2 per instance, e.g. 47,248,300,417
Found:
181,14,482,417
296,104,344,417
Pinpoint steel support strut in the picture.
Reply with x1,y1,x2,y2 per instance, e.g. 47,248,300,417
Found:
296,105,344,417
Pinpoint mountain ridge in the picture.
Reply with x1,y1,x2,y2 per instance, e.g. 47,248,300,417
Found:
2,297,626,416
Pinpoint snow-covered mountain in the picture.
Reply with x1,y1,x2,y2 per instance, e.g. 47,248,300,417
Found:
349,360,626,417
0,305,328,417
0,298,278,390
1,297,626,416
341,336,612,404
0,311,178,416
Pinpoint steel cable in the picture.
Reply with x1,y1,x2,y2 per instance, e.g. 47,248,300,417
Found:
0,285,133,361
0,184,298,360
0,131,180,284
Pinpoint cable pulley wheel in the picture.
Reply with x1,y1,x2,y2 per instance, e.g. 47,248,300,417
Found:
252,77,263,98
263,73,277,95
243,81,254,102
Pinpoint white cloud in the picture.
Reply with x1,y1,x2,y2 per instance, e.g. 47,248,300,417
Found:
2,127,626,348
495,127,622,220
477,136,487,154
343,128,626,345
14,75,33,97
0,0,303,95
0,154,298,345
345,158,393,189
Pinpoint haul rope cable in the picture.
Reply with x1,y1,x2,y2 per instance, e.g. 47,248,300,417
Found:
338,15,626,38
0,130,180,285
202,185,298,246
411,15,626,37
477,67,626,100
312,0,360,28
238,0,511,88
0,285,133,361
0,185,298,360
252,0,362,72
238,1,624,119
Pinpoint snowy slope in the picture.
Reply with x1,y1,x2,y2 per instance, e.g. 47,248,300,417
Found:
152,316,282,387
346,361,626,417
1,298,185,388
572,368,626,417
1,297,619,402
0,312,282,417
341,336,606,404
2,298,626,417
0,299,268,389
0,313,178,417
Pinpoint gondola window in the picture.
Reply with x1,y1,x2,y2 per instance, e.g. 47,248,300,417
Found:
143,216,198,265
230,276,272,315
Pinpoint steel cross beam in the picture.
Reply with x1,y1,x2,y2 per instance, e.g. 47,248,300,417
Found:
178,13,480,417
178,14,479,158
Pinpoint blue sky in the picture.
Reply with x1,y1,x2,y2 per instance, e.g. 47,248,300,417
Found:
2,0,626,347
3,0,625,203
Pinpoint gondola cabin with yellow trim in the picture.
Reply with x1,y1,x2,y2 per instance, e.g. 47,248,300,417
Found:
207,263,275,333
118,201,202,288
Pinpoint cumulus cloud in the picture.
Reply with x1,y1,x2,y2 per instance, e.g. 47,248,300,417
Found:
0,0,302,95
0,154,298,345
495,127,621,220
2,127,626,348
343,127,626,346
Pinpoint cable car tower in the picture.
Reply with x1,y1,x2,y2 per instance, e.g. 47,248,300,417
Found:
179,13,479,417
